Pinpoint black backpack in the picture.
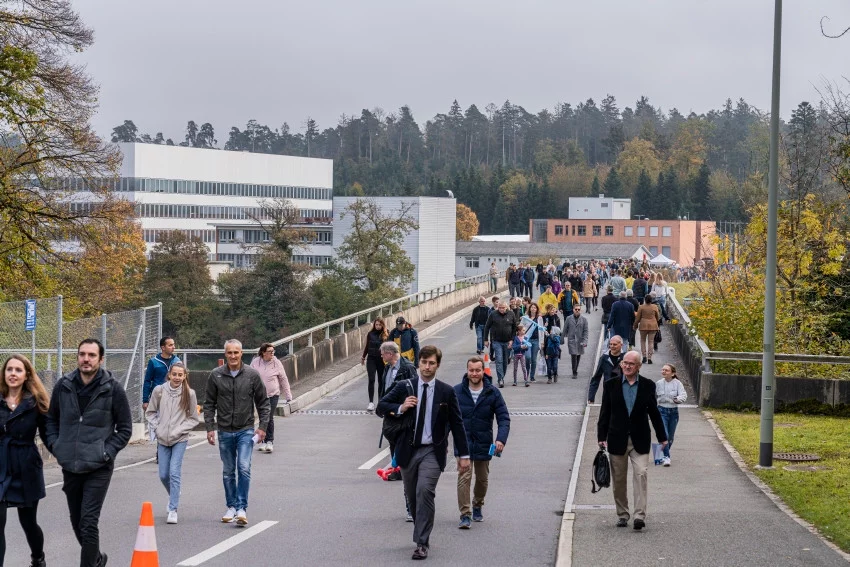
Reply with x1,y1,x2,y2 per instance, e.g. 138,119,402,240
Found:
591,448,611,493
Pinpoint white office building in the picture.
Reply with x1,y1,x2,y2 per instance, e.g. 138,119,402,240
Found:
332,196,456,293
569,195,631,220
112,143,334,267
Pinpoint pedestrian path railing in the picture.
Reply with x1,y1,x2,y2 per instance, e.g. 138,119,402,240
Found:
0,298,162,421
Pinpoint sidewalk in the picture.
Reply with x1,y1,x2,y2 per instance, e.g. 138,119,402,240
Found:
569,406,847,566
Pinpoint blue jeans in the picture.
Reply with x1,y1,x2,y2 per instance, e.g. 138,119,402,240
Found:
475,324,485,352
218,429,254,510
526,340,539,377
545,355,559,377
492,341,511,383
490,277,498,292
659,406,679,458
158,441,187,512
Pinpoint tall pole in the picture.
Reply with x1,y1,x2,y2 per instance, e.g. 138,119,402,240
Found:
759,0,782,469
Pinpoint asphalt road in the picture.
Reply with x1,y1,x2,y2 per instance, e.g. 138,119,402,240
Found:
4,304,602,567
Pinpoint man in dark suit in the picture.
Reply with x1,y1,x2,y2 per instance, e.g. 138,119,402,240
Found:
377,345,471,560
379,341,417,399
597,350,667,531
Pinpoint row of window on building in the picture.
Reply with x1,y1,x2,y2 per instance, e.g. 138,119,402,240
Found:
554,225,673,238
133,203,332,221
54,177,332,201
218,229,332,244
143,229,216,243
464,248,673,268
214,253,331,268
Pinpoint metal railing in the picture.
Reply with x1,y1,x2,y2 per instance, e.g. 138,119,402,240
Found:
177,271,503,358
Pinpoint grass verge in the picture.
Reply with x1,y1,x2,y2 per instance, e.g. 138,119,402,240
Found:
711,410,850,553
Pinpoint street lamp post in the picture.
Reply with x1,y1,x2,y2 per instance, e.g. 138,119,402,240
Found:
759,0,782,469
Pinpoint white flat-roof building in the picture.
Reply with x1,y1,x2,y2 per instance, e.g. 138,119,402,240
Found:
569,194,631,219
114,143,334,267
332,197,456,293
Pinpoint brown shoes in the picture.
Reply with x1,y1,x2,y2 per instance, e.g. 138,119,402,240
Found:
412,545,429,560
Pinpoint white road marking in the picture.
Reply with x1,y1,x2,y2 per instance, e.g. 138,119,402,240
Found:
176,520,278,566
45,439,208,489
358,447,390,470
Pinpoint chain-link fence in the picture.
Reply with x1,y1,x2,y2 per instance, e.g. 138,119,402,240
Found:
0,297,161,422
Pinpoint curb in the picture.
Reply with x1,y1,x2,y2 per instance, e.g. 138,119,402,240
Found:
703,411,850,563
286,295,504,414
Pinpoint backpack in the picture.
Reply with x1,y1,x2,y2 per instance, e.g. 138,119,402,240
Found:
591,448,611,493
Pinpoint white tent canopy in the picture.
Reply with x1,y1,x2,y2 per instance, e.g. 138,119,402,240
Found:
649,253,676,266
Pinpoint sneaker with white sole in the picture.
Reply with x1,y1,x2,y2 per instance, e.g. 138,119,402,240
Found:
256,442,265,452
221,507,236,523
663,456,671,467
167,510,178,524
367,402,375,412
265,442,273,453
235,509,248,526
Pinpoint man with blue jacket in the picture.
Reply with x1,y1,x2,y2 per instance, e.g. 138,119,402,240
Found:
142,336,180,411
454,356,510,529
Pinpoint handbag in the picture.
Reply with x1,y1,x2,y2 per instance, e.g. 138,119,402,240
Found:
535,354,547,377
591,448,610,493
380,379,415,446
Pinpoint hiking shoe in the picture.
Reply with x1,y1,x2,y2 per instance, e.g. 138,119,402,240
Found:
616,518,628,528
167,510,178,524
367,402,375,412
633,518,645,530
472,507,483,522
458,515,472,529
221,507,237,523
235,509,248,526
265,442,274,453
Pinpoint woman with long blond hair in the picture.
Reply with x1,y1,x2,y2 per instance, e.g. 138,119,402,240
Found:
361,317,389,412
145,362,199,524
1,354,50,567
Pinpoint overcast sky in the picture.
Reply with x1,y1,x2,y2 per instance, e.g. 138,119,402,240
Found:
71,0,850,141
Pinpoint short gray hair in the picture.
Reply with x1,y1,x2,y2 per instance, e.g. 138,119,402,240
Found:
224,339,243,351
380,341,399,355
619,291,627,298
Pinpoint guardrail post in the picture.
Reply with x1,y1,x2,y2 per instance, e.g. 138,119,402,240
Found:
308,333,313,347
288,340,294,356
366,312,372,324
340,321,345,335
325,326,330,340
101,313,107,350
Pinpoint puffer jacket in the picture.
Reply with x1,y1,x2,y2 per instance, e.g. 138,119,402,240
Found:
145,383,200,446
203,364,271,433
453,376,510,461
45,368,132,474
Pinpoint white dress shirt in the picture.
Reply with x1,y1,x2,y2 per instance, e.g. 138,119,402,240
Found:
414,379,435,445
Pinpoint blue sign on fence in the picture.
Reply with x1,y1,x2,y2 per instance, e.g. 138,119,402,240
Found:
25,299,36,331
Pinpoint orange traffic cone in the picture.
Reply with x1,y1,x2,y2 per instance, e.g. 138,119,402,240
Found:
130,502,159,567
483,353,492,378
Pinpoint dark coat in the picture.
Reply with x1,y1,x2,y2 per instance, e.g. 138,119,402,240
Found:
0,395,47,505
469,305,491,328
389,327,420,367
607,299,636,342
453,376,510,461
597,374,667,455
203,364,271,433
483,309,517,343
587,351,624,402
380,355,417,396
45,368,133,474
376,377,470,471
600,292,616,324
362,329,385,359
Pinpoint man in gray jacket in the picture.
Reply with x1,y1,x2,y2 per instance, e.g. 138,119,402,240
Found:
46,338,132,567
564,304,589,379
204,339,271,527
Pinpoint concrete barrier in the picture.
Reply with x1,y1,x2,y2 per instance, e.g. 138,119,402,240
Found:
699,373,850,408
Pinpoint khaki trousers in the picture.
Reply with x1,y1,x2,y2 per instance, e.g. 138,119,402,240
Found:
608,437,649,521
639,329,655,359
456,460,490,517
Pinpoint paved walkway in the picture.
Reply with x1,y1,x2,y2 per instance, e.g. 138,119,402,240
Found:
569,325,847,566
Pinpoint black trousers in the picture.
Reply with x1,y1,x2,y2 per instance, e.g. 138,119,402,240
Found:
266,395,280,442
571,354,581,375
366,355,385,402
0,501,44,564
62,464,113,567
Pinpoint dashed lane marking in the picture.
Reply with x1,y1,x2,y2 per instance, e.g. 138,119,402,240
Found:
296,409,583,417
176,520,278,566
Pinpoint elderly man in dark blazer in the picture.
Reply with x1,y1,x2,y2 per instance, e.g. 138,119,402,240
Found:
378,345,471,560
597,350,667,531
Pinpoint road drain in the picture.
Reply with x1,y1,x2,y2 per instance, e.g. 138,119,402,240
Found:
773,453,820,462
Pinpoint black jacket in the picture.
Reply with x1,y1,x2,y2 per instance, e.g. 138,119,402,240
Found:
483,309,517,343
0,395,47,505
508,268,522,285
380,355,417,395
537,271,552,288
600,292,616,323
597,374,666,455
542,313,561,334
362,329,385,359
469,305,491,328
453,376,510,461
587,351,624,402
45,368,132,474
523,267,535,285
568,275,583,293
376,377,470,471
632,278,648,299
203,364,271,433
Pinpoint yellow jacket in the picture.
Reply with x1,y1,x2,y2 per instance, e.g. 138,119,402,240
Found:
538,291,559,312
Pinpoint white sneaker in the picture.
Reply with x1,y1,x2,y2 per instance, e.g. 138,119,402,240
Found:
256,441,265,451
367,402,375,412
265,442,274,453
235,509,248,526
663,457,671,467
221,507,236,523
167,510,178,524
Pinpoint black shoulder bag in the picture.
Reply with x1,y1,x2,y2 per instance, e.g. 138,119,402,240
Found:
591,448,611,493
380,379,415,448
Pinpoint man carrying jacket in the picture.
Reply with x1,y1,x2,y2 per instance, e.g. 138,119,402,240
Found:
483,301,517,388
204,339,270,528
389,316,420,367
469,297,492,355
454,357,510,529
588,334,625,403
46,338,132,567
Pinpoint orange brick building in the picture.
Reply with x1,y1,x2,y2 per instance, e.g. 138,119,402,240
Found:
528,218,716,266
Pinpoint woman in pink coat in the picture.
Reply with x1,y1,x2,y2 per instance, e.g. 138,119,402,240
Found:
249,343,292,453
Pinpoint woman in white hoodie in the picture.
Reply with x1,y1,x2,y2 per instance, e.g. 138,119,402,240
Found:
655,364,687,466
145,362,200,524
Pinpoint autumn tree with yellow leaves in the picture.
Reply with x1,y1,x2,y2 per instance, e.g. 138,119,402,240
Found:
456,203,479,240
